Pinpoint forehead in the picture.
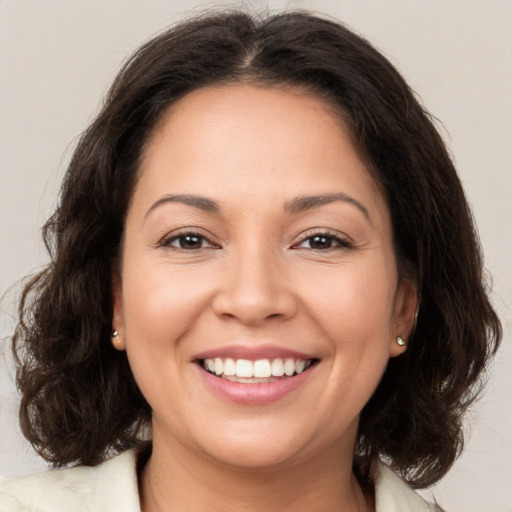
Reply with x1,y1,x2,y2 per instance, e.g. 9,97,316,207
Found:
134,84,388,223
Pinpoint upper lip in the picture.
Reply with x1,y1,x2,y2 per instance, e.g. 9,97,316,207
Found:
193,344,316,361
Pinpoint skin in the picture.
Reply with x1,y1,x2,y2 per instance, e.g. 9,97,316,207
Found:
112,84,417,512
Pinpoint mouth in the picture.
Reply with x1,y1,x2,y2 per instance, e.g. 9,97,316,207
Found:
198,357,318,383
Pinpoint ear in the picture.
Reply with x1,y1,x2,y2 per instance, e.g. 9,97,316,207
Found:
389,275,418,357
111,270,126,351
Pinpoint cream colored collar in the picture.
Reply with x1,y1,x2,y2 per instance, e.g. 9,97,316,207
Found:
1,448,436,511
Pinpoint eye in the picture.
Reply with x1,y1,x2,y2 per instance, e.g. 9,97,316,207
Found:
161,232,218,250
294,231,352,251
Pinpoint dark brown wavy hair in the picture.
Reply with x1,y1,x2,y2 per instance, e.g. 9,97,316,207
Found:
12,10,501,489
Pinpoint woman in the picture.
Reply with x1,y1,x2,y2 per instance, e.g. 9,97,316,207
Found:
1,10,501,511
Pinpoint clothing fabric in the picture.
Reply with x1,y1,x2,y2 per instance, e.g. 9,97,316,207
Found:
0,448,437,511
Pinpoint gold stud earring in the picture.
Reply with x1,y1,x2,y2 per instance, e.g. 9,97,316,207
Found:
396,336,407,347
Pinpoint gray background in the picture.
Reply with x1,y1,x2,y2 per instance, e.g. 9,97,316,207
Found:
1,1,511,510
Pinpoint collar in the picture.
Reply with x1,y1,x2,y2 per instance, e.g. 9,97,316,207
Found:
1,448,435,511
373,461,435,511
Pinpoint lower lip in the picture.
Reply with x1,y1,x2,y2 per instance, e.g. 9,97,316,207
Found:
195,365,315,405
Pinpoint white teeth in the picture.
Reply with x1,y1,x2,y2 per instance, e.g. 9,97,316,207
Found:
271,358,285,376
295,360,306,374
224,358,236,376
206,359,215,373
202,357,314,379
284,359,295,376
253,359,272,378
235,359,253,378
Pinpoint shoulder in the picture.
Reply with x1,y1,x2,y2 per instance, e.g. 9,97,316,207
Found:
373,461,441,512
0,448,141,512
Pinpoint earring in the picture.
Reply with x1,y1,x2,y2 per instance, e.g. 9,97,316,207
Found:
111,329,125,349
396,336,407,347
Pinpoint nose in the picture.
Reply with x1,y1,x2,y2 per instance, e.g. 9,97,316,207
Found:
211,246,297,326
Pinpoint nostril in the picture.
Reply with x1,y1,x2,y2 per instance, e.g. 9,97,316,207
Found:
211,289,297,326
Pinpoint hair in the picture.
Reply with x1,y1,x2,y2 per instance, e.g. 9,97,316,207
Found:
12,10,501,489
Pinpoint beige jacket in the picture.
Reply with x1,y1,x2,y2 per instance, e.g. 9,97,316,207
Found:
0,449,437,511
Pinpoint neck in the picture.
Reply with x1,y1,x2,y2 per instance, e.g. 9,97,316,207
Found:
139,431,373,512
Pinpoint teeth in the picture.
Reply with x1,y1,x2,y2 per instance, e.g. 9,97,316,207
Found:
253,359,271,378
214,358,223,376
224,358,236,376
271,358,285,376
224,375,277,383
284,359,295,376
206,359,215,373
202,357,313,379
235,359,253,378
295,360,306,374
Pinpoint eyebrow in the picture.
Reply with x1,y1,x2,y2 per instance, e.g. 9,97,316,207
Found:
284,193,371,223
145,194,221,218
145,192,371,223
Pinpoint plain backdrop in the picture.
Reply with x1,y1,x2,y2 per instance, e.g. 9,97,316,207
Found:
1,1,511,511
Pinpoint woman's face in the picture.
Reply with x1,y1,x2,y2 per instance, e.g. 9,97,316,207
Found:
114,84,415,470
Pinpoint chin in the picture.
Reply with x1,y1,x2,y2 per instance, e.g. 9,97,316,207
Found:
203,440,308,472
190,417,338,473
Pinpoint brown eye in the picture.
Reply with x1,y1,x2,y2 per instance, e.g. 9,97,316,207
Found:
307,235,334,249
163,233,213,250
178,234,203,249
295,232,352,251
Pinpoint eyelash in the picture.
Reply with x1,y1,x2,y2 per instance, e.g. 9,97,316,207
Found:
160,230,218,251
293,230,353,251
160,229,352,252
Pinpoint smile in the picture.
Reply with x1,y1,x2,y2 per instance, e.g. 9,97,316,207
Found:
193,345,319,404
201,357,316,382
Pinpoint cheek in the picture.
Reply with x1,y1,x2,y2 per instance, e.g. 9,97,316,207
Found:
124,257,206,321
120,258,215,369
302,263,397,414
120,262,214,416
299,259,397,344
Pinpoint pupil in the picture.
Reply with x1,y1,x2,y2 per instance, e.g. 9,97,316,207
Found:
180,235,201,248
311,236,331,249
